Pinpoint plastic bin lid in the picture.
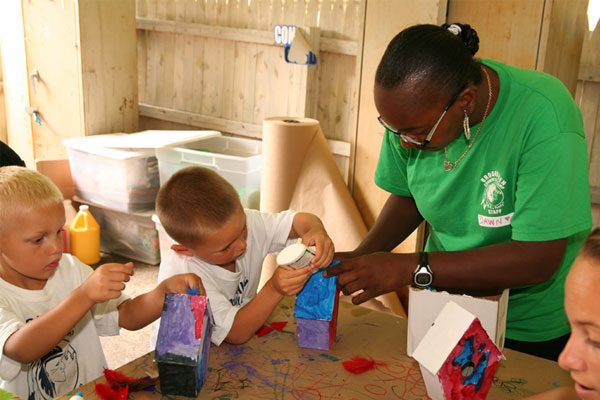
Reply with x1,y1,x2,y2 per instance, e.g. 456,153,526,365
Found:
63,131,221,160
63,134,155,160
103,130,221,149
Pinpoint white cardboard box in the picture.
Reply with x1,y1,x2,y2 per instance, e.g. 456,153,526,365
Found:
406,287,508,357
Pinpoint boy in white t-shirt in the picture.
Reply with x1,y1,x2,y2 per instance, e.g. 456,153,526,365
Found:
154,166,335,346
0,166,203,400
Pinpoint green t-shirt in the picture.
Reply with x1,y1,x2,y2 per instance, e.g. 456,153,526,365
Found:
374,59,592,342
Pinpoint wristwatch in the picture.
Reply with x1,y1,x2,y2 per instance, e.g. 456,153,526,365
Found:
412,252,434,289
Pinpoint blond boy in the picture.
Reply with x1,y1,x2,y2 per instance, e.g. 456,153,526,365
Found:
154,166,335,346
0,166,202,400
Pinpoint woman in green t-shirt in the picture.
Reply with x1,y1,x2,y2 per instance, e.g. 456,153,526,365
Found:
324,23,592,361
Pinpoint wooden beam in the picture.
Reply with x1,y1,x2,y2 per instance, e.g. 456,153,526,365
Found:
320,37,358,56
139,103,262,137
579,65,600,83
139,103,350,157
136,17,358,56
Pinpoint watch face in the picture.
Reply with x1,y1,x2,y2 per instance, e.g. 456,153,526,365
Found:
415,273,432,286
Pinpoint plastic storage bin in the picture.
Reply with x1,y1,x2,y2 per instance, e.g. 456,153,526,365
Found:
63,135,159,212
63,131,220,213
75,196,160,265
156,136,262,209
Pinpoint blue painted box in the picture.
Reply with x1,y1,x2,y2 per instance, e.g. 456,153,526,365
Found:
154,293,214,397
294,262,340,350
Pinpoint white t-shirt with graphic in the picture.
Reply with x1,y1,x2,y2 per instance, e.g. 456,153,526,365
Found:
0,254,129,400
154,209,297,346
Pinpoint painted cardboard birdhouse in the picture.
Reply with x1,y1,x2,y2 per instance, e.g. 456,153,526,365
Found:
407,287,508,357
293,261,340,350
154,293,214,397
412,301,503,400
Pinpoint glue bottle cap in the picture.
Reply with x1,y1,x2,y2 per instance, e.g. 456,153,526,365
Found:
277,243,311,266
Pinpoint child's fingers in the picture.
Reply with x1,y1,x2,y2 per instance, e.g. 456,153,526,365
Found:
311,239,335,270
278,265,311,277
284,268,312,285
93,265,132,285
185,274,206,296
102,262,134,277
312,237,324,263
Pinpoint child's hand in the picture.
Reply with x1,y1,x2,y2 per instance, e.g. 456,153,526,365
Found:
160,273,206,296
301,226,335,271
270,266,312,296
81,262,134,304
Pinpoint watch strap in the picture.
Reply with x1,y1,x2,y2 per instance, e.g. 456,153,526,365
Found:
418,251,428,267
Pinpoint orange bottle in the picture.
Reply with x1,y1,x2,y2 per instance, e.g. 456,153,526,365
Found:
69,205,101,265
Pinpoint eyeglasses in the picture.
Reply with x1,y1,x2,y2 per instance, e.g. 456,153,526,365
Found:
378,84,465,147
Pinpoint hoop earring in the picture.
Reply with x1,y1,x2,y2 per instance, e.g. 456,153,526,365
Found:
463,110,471,140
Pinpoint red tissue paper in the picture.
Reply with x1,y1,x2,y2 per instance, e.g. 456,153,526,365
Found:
268,321,287,331
95,382,128,400
342,356,387,374
95,368,158,400
256,325,275,337
256,321,288,337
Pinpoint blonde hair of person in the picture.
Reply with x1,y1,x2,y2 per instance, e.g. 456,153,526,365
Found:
156,166,240,248
0,166,64,229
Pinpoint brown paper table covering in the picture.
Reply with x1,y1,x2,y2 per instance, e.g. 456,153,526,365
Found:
58,296,572,399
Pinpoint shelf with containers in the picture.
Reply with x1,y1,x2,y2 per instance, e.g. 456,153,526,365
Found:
63,130,263,264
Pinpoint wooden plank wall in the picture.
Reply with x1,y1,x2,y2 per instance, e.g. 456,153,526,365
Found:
577,20,600,227
353,0,446,232
447,0,588,96
135,0,364,181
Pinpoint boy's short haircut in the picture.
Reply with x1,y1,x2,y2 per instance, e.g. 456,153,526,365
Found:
156,166,241,247
0,166,64,226
578,227,600,264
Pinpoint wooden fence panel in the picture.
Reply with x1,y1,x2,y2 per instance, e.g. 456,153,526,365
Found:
135,0,361,184
135,0,363,162
576,20,600,226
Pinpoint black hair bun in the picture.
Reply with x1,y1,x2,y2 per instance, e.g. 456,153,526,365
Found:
442,23,480,56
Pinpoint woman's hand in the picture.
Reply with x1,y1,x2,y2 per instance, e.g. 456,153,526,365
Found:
324,252,413,305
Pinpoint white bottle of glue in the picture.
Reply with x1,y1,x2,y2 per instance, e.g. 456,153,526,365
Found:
277,243,315,270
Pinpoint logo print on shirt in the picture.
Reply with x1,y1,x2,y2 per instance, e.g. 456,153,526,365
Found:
480,171,506,214
229,278,249,306
478,170,512,228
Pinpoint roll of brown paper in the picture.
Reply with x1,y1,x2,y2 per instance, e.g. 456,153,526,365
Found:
260,117,366,250
260,117,404,316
